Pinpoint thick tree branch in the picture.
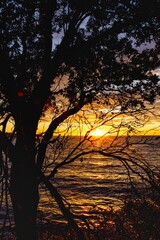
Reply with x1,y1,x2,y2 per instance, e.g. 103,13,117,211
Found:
37,101,84,169
40,0,57,64
37,168,85,240
30,8,81,115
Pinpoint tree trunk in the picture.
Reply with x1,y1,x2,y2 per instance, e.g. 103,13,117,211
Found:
10,139,39,239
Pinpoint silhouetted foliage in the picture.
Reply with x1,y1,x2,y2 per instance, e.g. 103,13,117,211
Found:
0,1,160,239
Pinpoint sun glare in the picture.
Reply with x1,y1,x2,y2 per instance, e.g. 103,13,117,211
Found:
91,128,105,136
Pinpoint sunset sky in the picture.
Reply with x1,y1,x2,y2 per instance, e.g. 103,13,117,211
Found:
35,98,160,136
40,68,160,136
2,70,160,137
3,95,160,137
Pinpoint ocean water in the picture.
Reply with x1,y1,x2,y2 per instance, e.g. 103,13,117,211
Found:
0,136,159,229
37,136,160,225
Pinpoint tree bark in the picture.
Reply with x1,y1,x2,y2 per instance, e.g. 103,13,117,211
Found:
9,108,39,240
10,145,39,240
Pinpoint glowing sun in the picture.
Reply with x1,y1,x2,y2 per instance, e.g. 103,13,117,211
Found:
91,128,105,136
